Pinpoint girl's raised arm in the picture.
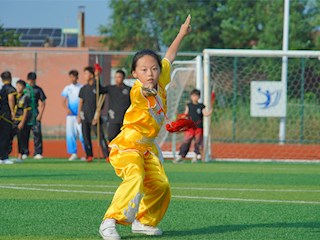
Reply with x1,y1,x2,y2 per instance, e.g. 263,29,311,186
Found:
165,14,191,63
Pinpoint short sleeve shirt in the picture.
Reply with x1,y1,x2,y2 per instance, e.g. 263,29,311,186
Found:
13,93,31,122
187,102,205,128
61,83,82,115
102,84,131,123
32,85,47,113
0,82,17,120
79,83,104,122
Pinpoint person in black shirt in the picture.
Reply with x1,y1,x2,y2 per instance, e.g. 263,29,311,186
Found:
102,69,131,142
12,80,31,162
24,72,47,159
0,71,16,164
78,66,108,162
173,89,212,164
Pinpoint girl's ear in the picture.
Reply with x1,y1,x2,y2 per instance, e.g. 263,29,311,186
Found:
132,71,137,78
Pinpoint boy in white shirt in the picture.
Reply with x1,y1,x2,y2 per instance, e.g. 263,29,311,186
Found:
61,70,85,160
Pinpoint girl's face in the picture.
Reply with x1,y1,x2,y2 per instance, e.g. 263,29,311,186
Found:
132,55,160,87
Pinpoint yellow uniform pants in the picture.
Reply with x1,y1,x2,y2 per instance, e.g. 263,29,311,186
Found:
104,146,171,227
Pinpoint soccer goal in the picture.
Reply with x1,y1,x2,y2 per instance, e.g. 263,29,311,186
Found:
157,56,204,159
202,49,320,162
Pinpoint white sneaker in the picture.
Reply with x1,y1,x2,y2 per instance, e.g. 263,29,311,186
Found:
132,219,162,236
0,160,3,164
22,154,27,160
68,154,77,161
172,155,183,164
191,156,197,163
99,218,121,240
2,159,14,164
34,154,43,160
192,154,202,163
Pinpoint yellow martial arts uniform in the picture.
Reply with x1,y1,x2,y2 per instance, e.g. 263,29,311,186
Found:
104,58,171,227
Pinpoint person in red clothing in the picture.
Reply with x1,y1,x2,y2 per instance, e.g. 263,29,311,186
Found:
173,89,212,163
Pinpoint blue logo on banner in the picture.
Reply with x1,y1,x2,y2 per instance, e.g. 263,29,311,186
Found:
257,88,281,109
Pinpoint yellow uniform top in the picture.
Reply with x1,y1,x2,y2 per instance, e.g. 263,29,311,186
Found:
109,58,171,154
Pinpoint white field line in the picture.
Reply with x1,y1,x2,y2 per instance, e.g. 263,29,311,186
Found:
0,185,320,205
3,183,320,193
0,185,115,195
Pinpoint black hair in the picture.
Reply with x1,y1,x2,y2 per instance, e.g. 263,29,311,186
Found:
69,70,79,78
1,71,12,81
16,79,26,88
84,66,95,76
115,69,126,78
131,49,162,73
190,89,201,96
27,72,37,81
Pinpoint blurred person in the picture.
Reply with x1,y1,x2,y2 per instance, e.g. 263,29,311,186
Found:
0,71,16,164
102,69,131,157
61,70,85,161
78,66,108,162
173,89,212,164
12,80,31,162
24,72,47,159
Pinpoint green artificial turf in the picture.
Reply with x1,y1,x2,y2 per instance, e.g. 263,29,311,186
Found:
0,159,320,240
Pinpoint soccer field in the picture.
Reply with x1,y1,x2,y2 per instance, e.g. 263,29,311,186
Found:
0,159,319,240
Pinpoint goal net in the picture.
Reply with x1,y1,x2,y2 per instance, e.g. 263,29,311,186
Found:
156,58,201,159
203,49,320,162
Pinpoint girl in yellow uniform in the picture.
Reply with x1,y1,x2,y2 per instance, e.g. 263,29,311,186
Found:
99,15,192,240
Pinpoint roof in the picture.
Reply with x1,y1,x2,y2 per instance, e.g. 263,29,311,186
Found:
4,28,63,47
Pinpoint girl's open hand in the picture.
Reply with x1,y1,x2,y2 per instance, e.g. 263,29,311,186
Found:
179,14,192,37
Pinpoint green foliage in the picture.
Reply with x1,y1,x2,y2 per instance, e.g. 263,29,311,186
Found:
100,0,224,51
100,0,320,51
0,24,21,46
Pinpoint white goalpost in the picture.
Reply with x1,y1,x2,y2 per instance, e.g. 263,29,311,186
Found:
202,49,320,162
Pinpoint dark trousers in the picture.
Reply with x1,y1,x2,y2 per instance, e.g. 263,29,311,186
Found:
0,119,13,160
25,120,43,155
81,120,108,158
12,123,29,155
107,123,122,142
179,128,203,158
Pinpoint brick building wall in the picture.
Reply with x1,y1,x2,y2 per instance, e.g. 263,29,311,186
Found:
0,47,110,137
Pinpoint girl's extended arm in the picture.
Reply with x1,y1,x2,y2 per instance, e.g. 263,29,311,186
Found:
165,14,191,63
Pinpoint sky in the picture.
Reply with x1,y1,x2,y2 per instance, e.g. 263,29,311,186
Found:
0,0,112,35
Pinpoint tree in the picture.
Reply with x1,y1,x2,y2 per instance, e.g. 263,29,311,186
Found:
100,0,319,51
0,24,21,47
99,0,224,52
218,0,318,50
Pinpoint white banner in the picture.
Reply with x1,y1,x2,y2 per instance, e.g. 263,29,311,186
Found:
251,81,286,117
